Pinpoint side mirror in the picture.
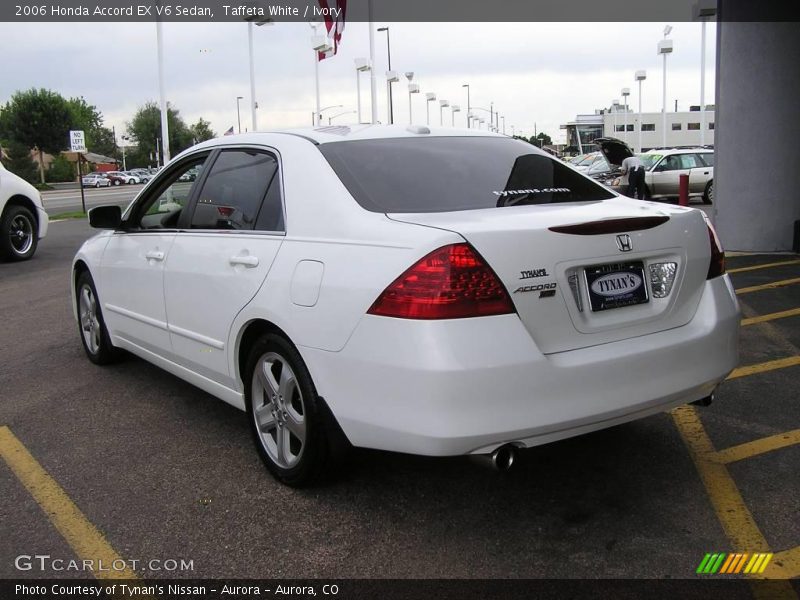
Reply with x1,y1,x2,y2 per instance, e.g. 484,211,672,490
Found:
88,205,122,229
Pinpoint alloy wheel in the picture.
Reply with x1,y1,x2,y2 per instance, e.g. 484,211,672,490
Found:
251,352,307,469
79,284,101,355
9,213,34,256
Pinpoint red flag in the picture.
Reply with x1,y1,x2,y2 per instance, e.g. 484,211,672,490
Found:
317,0,346,61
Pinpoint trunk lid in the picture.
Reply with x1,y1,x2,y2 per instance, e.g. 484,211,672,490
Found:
389,198,711,354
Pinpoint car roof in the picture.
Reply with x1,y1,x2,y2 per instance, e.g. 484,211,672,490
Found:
643,147,713,155
202,124,504,147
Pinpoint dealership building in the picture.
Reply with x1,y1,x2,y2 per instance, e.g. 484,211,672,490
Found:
562,104,715,154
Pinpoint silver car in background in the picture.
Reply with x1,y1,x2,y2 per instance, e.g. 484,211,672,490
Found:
595,138,714,204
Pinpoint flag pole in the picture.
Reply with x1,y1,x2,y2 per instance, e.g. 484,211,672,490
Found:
368,0,377,124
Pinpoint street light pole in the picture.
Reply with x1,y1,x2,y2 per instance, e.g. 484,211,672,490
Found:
462,84,471,128
155,18,170,165
700,18,707,145
439,99,449,126
658,27,673,149
501,115,505,135
406,73,416,124
621,87,630,145
368,9,377,123
247,21,257,132
377,27,394,124
635,70,647,153
425,93,436,126
236,96,243,133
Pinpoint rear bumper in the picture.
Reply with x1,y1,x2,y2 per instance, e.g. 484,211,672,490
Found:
302,275,740,456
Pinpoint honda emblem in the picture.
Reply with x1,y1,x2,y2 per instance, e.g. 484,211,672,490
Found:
616,234,633,252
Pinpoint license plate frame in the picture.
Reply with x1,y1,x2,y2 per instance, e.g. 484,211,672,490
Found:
584,261,649,312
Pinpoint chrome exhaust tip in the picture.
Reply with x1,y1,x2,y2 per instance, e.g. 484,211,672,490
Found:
472,444,517,471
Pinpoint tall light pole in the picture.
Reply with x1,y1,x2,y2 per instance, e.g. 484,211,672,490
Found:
368,9,377,123
658,26,674,149
311,26,333,126
462,84,471,128
425,93,436,125
635,70,647,153
120,135,129,171
621,87,630,145
439,99,449,126
612,99,618,136
501,115,505,135
377,27,394,124
511,125,515,137
451,104,460,127
236,96,243,133
695,2,716,146
355,58,371,124
155,18,170,164
245,16,272,132
405,73,416,124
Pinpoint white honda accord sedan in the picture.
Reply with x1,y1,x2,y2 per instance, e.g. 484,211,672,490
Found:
72,125,740,486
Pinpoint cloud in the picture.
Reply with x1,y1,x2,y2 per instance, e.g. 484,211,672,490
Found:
0,21,716,144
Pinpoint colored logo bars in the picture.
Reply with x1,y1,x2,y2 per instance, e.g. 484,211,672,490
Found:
696,552,773,575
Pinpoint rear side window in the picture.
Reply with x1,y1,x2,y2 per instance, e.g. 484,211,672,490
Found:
698,153,714,166
190,149,280,230
319,137,614,213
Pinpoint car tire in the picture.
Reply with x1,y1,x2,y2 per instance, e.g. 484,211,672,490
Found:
703,181,713,205
95,182,100,188
113,180,121,186
245,333,349,487
75,271,122,365
0,205,38,261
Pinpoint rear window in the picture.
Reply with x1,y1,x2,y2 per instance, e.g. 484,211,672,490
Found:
319,137,615,213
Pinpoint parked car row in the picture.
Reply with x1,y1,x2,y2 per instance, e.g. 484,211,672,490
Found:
81,168,159,188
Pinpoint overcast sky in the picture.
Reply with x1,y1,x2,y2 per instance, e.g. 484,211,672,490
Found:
0,21,716,145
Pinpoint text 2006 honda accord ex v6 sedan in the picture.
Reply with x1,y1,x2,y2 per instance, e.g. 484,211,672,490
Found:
71,125,740,486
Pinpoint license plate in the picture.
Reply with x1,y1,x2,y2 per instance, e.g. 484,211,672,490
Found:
584,261,649,312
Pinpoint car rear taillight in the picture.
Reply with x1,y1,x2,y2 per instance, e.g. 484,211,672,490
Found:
367,243,515,319
706,220,726,279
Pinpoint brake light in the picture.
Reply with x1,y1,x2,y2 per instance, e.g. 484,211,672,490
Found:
706,220,726,279
367,243,515,319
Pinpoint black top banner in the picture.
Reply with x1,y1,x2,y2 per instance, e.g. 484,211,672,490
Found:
2,0,798,22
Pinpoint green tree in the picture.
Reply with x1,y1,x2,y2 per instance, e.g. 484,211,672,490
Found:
3,141,39,184
46,154,76,182
530,132,553,147
189,118,215,144
127,102,193,166
66,96,117,158
0,88,72,183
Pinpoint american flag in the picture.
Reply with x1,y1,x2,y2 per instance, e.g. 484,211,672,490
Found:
223,126,234,136
317,0,346,61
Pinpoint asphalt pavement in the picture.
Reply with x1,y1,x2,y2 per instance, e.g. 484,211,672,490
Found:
0,219,798,587
40,185,141,216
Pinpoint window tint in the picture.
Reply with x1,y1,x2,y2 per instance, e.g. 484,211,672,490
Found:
132,155,208,230
190,149,279,230
319,137,614,213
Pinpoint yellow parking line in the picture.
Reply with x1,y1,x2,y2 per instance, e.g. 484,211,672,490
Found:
727,356,800,380
670,406,795,587
742,307,800,326
714,429,800,464
0,426,137,580
736,278,800,295
728,259,800,274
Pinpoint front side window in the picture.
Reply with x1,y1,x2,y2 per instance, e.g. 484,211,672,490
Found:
130,155,208,230
190,149,280,231
319,137,614,213
640,153,663,169
659,155,684,171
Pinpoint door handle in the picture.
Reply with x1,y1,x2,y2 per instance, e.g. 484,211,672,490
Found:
145,250,165,261
229,255,259,268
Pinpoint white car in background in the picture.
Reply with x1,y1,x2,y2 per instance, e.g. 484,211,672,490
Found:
81,174,111,188
0,161,49,261
71,126,740,486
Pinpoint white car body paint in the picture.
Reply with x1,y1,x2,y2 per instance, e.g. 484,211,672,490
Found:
72,126,740,458
0,161,49,241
